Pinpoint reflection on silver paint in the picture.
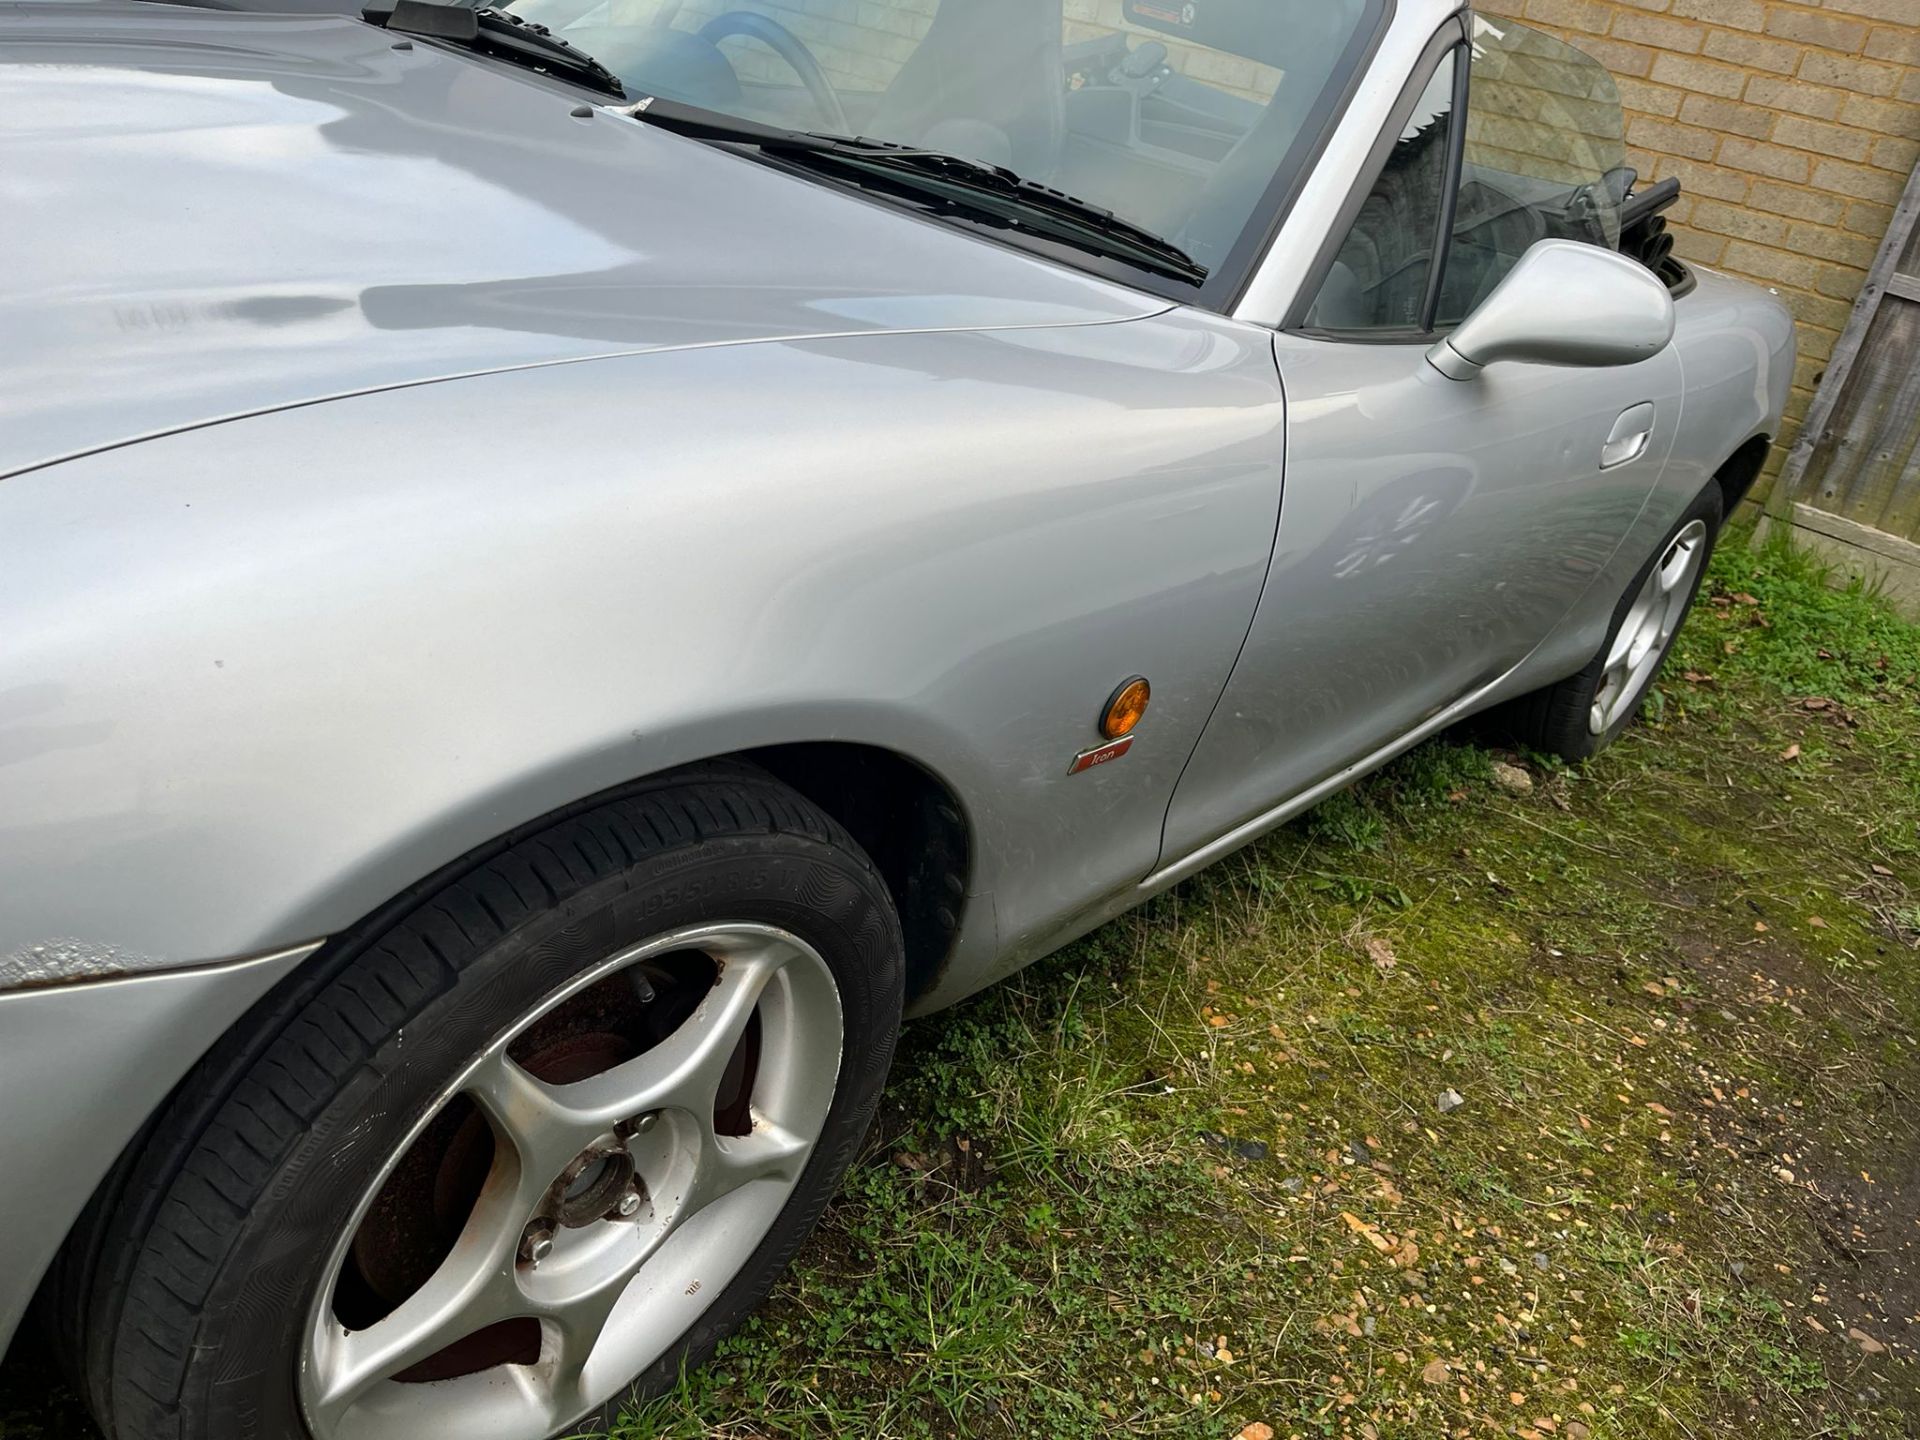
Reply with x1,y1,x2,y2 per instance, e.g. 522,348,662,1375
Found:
1158,328,1687,859
0,2,1162,481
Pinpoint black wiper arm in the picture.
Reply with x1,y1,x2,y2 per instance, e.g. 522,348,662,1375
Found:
620,96,1207,286
363,0,626,100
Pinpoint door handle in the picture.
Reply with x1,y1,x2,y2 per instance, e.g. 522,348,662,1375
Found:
1601,403,1657,470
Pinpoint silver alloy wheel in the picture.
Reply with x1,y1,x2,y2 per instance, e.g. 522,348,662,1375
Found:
1589,519,1709,737
299,923,844,1440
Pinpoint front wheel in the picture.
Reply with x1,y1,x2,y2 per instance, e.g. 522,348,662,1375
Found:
60,766,903,1440
1493,483,1722,762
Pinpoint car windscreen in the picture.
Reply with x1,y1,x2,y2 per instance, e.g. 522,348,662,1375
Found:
498,0,1380,285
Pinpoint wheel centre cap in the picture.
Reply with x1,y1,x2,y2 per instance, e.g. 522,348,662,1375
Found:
549,1142,637,1229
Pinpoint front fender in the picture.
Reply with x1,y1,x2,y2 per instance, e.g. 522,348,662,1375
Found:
0,314,1287,994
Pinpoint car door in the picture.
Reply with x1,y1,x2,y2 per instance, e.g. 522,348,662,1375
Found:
1160,18,1685,863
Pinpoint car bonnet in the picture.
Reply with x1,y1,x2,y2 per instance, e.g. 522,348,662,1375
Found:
0,1,1163,479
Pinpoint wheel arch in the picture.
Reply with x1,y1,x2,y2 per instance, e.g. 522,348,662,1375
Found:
742,742,972,1009
1713,432,1774,518
292,735,980,1015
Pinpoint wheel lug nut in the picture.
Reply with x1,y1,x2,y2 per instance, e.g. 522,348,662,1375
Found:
625,1112,659,1136
519,1220,555,1266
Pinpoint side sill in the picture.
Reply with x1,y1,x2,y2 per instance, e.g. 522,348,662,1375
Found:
1141,665,1522,895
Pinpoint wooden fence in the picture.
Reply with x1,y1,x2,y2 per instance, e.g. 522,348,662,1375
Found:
1770,160,1920,616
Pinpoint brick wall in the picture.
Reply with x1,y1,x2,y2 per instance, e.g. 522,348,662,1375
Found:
1476,0,1920,492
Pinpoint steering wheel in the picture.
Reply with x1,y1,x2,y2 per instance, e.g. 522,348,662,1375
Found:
696,11,848,133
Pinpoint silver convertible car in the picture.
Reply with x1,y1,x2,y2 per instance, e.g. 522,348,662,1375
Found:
1,0,1792,1434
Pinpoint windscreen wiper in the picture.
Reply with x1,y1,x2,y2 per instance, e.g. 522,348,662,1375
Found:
620,96,1208,287
362,0,626,100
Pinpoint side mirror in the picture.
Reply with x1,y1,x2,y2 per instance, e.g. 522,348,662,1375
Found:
1427,239,1675,381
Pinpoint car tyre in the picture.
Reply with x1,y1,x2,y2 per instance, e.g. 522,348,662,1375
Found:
52,763,903,1440
1492,482,1723,762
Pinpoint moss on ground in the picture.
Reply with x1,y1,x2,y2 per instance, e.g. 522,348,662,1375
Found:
3,527,1916,1440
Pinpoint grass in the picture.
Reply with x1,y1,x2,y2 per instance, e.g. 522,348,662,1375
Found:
5,525,1918,1440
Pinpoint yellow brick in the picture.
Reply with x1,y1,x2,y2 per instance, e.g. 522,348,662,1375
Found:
1812,157,1911,204
1843,200,1897,236
1785,223,1881,270
1749,180,1847,225
1840,93,1920,137
1616,75,1686,116
1524,0,1614,34
1722,240,1824,289
1577,36,1660,76
1691,198,1791,243
1612,11,1706,51
1798,51,1901,96
1671,0,1765,30
1718,136,1816,183
1783,286,1859,333
1773,116,1875,163
1679,94,1775,137
1651,155,1758,201
1653,154,1754,200
1649,52,1748,97
1675,230,1729,264
1626,114,1721,159
1704,30,1802,74
1816,266,1865,302
1872,135,1920,173
1796,326,1838,363
1865,26,1920,66
1765,10,1870,54
1742,75,1845,120
1824,0,1919,24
